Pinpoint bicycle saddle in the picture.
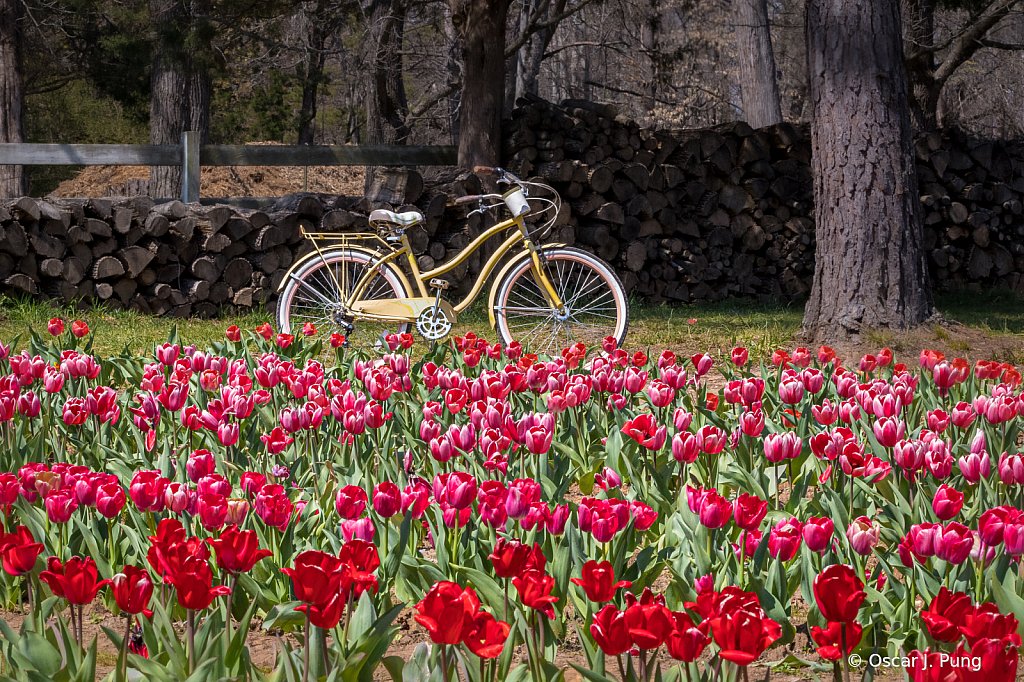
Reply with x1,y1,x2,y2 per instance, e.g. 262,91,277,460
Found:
368,209,423,227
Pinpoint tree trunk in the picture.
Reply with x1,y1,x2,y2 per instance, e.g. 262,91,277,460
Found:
732,0,783,128
149,0,210,198
0,0,27,197
450,0,510,171
513,0,566,103
364,0,409,194
297,0,337,146
444,5,462,143
640,0,661,111
802,0,934,342
904,0,935,130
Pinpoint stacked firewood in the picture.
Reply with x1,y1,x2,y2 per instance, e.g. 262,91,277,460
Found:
915,129,1024,293
0,195,312,317
501,95,816,303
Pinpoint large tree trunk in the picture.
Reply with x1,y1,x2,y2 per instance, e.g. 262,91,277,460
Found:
364,0,409,194
297,0,337,146
802,0,934,342
0,0,27,197
640,0,662,111
732,0,782,128
450,0,510,171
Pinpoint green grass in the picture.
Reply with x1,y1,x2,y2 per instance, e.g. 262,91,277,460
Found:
0,288,1021,359
934,288,1024,335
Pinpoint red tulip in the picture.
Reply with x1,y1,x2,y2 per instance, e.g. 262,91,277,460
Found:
0,526,44,576
111,566,153,618
464,611,510,659
906,649,963,682
168,556,231,610
413,581,479,645
372,481,401,517
489,538,531,578
698,489,732,529
590,605,633,656
96,483,126,518
206,526,272,574
733,493,767,532
810,621,863,661
40,556,110,604
813,565,866,623
934,522,974,564
45,489,78,523
47,318,64,336
932,484,964,521
297,591,345,628
334,485,367,520
570,560,632,603
624,601,675,650
129,471,167,513
260,427,294,454
666,611,710,662
768,518,802,562
513,569,558,619
706,605,782,666
958,639,1018,682
731,347,748,367
802,517,834,553
71,321,89,338
282,551,345,606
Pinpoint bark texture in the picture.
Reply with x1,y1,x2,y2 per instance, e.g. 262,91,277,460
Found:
364,0,409,194
149,0,211,199
802,0,934,343
0,0,26,197
732,0,782,128
449,0,510,171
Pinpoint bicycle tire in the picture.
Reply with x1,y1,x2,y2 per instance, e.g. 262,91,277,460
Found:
493,247,629,355
276,248,411,348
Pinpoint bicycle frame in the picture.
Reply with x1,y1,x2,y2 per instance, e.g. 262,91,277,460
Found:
293,212,566,326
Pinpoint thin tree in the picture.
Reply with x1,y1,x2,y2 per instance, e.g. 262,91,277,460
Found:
0,0,27,197
732,0,782,128
802,0,935,342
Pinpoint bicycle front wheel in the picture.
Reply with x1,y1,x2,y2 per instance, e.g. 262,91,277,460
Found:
276,248,411,348
493,247,629,355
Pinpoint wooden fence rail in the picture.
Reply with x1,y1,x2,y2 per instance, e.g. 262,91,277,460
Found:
0,131,459,203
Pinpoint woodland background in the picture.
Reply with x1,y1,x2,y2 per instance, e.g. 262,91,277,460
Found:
9,0,1024,197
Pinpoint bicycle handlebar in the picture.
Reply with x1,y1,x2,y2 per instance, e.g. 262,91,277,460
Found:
474,166,494,175
455,195,480,205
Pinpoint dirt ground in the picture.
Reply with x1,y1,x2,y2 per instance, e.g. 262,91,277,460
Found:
49,143,365,199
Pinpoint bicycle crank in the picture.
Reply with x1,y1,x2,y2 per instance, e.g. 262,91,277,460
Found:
415,307,453,341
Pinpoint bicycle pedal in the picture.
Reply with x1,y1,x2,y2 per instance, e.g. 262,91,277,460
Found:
429,278,451,291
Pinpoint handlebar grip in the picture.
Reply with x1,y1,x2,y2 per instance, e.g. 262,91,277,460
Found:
474,166,494,176
455,195,480,205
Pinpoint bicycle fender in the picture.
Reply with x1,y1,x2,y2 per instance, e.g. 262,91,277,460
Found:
486,244,566,329
276,245,416,299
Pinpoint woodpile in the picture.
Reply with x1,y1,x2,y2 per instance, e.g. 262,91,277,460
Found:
502,94,816,302
914,129,1024,294
0,195,312,317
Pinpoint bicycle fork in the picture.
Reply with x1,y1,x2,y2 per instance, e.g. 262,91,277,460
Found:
526,243,566,314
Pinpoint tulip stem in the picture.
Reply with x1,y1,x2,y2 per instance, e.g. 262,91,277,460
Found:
78,603,83,647
616,655,627,682
841,623,851,682
123,615,131,680
107,518,115,569
69,601,77,643
303,610,310,682
187,608,196,674
743,664,750,682
439,645,451,682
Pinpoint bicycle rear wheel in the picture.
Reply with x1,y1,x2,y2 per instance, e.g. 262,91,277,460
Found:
493,247,629,355
276,248,411,348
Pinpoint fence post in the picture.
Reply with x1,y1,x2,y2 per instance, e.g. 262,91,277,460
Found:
181,131,200,203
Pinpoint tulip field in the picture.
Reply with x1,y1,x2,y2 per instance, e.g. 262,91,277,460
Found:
0,317,1022,682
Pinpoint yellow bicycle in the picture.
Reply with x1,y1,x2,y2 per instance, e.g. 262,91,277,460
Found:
275,166,629,353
